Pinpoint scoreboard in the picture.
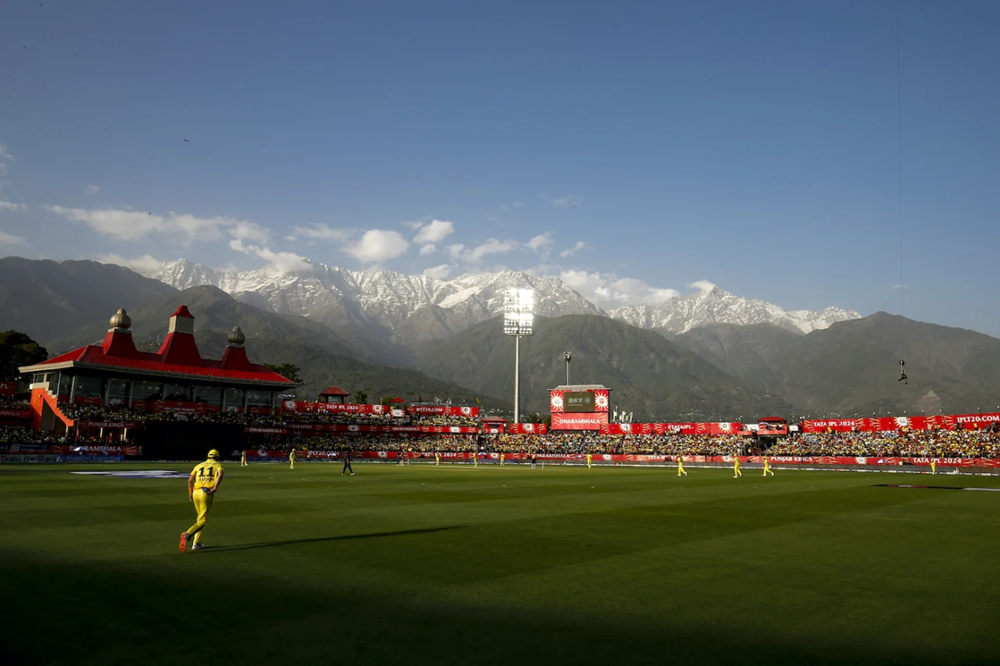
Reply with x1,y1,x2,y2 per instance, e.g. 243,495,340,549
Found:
563,391,595,412
550,387,611,430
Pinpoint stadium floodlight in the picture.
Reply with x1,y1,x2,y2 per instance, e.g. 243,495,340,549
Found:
564,351,572,385
503,287,534,423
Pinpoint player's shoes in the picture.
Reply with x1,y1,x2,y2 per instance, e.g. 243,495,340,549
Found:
192,543,205,551
350,472,355,476
179,532,188,552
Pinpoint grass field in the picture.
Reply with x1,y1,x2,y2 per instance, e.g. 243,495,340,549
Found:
2,462,999,666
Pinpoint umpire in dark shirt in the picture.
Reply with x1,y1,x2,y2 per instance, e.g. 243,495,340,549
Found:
342,450,355,476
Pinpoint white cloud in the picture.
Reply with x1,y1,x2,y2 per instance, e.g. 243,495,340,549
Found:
559,241,587,258
0,231,27,246
229,219,270,245
527,232,554,252
345,229,410,265
293,223,352,243
447,239,519,265
98,253,171,275
46,205,248,245
419,243,437,256
0,200,27,212
229,239,313,274
0,145,12,162
689,280,718,293
552,195,581,208
85,184,100,194
413,219,454,245
559,270,680,307
423,264,451,280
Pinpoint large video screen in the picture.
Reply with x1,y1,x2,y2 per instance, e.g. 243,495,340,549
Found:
563,391,595,413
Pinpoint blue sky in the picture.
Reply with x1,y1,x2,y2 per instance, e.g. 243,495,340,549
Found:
1,0,998,335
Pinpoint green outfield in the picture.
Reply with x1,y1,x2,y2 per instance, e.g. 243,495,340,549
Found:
1,462,999,666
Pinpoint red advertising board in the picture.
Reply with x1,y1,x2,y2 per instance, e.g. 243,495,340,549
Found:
0,408,30,419
407,405,480,417
507,423,548,435
246,424,478,435
551,412,609,430
549,389,610,414
0,381,17,396
802,412,1000,433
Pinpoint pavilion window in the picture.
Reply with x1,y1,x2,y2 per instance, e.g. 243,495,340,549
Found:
74,376,103,399
164,383,192,402
196,386,223,406
224,388,245,411
107,379,130,406
246,389,270,407
133,381,163,402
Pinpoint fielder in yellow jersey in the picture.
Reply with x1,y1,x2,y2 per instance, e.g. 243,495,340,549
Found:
500,452,505,466
435,452,440,466
180,450,224,552
733,455,742,478
676,455,687,476
763,455,774,477
586,453,592,469
240,450,247,467
930,459,937,475
289,448,296,470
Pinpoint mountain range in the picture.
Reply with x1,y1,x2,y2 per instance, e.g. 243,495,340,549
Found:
142,259,860,352
2,256,998,420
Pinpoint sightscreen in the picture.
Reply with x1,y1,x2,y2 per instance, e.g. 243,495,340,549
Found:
563,391,595,413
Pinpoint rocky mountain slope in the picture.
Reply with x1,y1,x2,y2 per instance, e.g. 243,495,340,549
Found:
140,260,859,348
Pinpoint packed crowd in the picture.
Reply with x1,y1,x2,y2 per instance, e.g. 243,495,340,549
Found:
769,429,1000,458
59,404,478,428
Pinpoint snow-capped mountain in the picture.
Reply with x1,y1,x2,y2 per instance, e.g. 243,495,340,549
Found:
144,260,603,345
137,260,859,344
608,282,860,334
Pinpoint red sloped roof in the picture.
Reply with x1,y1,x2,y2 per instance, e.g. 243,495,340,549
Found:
28,344,293,385
320,386,350,396
172,305,195,318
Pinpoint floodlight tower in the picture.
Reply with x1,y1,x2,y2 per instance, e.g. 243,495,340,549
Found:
503,287,534,424
564,351,572,385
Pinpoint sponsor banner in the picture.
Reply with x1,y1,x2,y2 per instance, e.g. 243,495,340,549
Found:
75,421,144,429
0,381,17,396
507,423,548,435
407,405,480,417
0,454,62,463
551,412,609,430
599,422,743,436
50,445,140,456
0,408,28,419
952,412,1000,429
248,423,478,435
242,450,1000,468
245,427,290,435
59,455,125,463
0,442,52,453
801,413,1000,433
285,402,388,415
73,397,102,406
756,422,788,436
549,389,610,414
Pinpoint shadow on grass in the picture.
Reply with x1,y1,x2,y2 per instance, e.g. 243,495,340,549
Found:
196,525,466,553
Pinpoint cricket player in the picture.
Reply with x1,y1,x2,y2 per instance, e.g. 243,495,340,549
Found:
586,452,593,469
289,448,296,470
763,455,774,477
676,455,687,476
530,452,537,470
342,450,354,476
435,451,440,466
500,452,505,466
240,449,247,467
930,459,937,475
733,455,742,478
180,449,224,552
